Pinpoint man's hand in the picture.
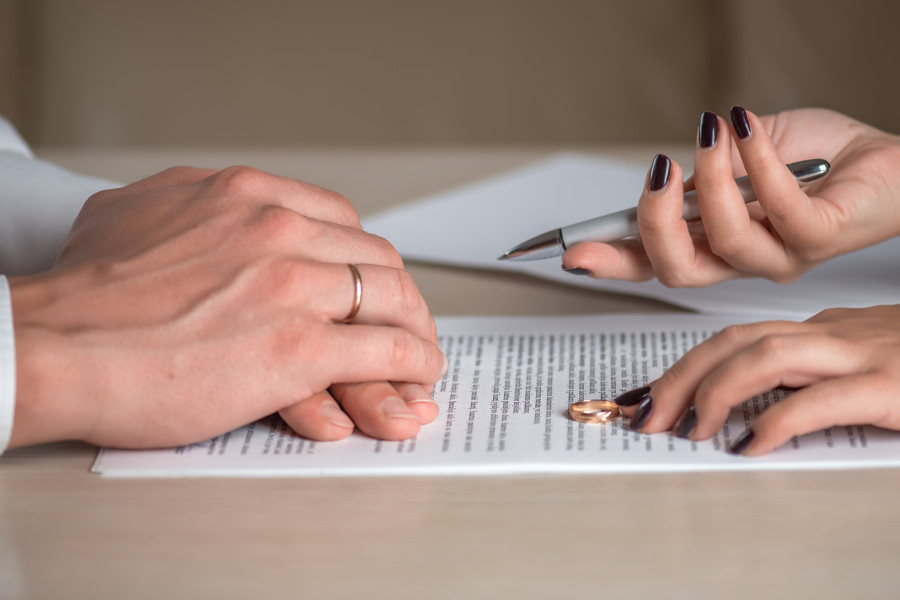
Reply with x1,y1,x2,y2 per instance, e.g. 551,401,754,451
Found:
9,166,446,449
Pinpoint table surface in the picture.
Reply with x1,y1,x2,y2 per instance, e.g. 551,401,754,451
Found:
3,147,898,600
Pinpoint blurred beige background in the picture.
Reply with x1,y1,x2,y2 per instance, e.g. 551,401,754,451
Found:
1,0,899,148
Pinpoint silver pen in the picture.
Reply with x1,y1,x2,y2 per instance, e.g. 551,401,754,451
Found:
498,158,831,261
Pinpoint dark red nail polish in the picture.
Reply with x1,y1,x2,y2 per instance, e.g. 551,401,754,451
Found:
612,385,651,407
730,105,751,140
649,154,671,192
674,405,697,439
630,396,654,430
728,429,755,454
699,111,718,148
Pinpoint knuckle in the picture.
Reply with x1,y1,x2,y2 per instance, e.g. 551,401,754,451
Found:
769,270,802,284
705,232,750,261
81,188,117,213
753,333,795,359
690,170,716,189
364,233,404,268
870,374,900,425
425,316,439,343
322,189,360,226
691,376,719,406
791,246,825,268
713,323,757,347
252,205,317,246
377,234,404,267
690,377,732,427
635,209,670,234
388,331,440,376
209,165,270,197
297,183,360,227
809,306,849,323
390,331,417,367
655,269,692,288
392,269,424,317
747,152,784,177
159,165,200,181
761,195,796,223
657,356,692,388
274,322,328,386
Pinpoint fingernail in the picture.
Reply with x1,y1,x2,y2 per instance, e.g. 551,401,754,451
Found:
321,401,354,429
630,396,654,430
730,105,751,140
441,353,449,377
406,394,438,407
612,385,651,407
397,382,439,407
674,405,697,439
728,428,755,455
381,396,420,421
562,266,592,276
699,111,718,149
649,154,671,192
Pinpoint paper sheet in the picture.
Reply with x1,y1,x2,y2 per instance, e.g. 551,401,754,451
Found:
92,314,900,477
363,154,900,317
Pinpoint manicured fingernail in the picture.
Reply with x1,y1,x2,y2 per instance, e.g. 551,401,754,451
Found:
699,111,718,148
730,105,751,140
562,266,592,276
649,154,671,192
381,396,420,421
728,428,755,455
321,401,354,429
674,405,697,439
612,385,651,407
630,396,654,430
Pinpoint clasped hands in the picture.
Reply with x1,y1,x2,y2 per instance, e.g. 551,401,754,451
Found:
8,166,446,449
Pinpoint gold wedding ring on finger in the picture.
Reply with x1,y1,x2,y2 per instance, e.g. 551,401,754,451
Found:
342,263,363,323
569,399,620,424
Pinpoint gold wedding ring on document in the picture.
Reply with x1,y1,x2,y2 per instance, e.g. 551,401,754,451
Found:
342,263,363,323
569,399,620,424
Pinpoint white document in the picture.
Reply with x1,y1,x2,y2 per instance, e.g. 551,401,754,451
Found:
92,314,900,477
363,154,900,317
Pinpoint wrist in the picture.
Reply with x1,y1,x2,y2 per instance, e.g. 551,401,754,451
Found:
7,270,93,448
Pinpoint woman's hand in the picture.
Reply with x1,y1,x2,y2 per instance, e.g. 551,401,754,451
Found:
619,304,900,456
8,166,446,449
563,107,900,286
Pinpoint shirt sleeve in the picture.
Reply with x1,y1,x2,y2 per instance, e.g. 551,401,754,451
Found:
0,275,15,455
0,115,120,276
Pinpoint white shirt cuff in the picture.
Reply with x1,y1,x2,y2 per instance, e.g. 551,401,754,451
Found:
0,116,33,158
0,275,15,454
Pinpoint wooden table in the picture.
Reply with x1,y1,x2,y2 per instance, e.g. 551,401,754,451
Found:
2,147,898,599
